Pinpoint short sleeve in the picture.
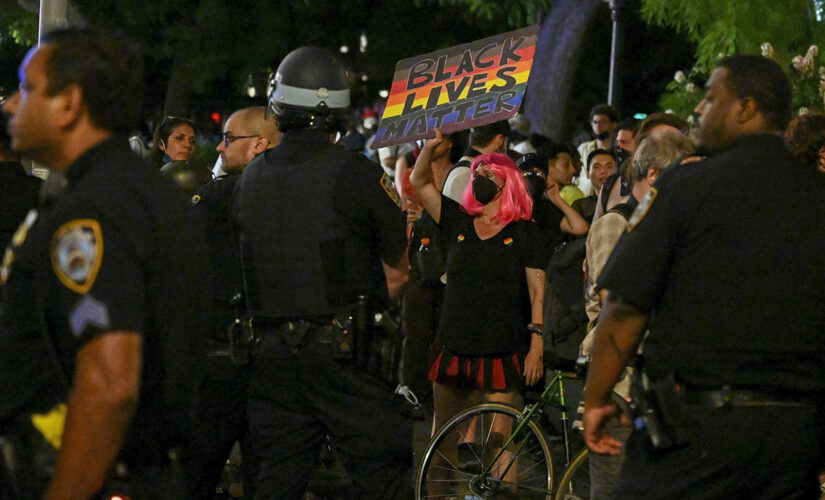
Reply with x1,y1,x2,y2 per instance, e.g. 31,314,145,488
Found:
436,195,464,239
49,207,146,345
442,166,471,203
522,220,548,269
597,178,679,313
586,211,627,285
335,157,407,264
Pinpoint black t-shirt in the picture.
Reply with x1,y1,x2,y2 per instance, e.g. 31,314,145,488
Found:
193,173,243,337
598,134,825,392
0,137,209,462
572,193,597,225
437,197,547,356
531,196,565,258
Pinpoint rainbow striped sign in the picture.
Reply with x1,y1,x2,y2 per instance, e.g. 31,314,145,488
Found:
371,25,538,149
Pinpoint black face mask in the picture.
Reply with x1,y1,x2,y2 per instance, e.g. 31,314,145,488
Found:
614,147,630,167
523,173,546,200
472,174,502,205
595,131,610,141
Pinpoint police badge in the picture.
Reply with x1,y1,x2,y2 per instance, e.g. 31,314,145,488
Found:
51,219,103,294
627,187,658,233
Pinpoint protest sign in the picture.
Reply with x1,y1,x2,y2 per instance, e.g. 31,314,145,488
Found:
371,25,538,149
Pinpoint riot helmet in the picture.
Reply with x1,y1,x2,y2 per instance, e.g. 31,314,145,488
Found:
267,46,351,133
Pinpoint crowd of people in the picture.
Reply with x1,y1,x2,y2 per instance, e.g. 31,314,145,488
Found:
0,24,824,500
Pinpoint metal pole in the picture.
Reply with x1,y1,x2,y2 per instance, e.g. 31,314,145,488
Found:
29,0,69,179
38,0,69,42
607,0,624,109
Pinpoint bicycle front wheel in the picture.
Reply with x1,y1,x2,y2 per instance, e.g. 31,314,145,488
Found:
554,447,589,500
416,403,553,499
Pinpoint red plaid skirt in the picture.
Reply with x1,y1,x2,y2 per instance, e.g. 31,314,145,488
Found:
427,346,523,392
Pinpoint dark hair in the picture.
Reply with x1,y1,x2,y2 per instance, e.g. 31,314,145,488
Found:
470,120,511,147
589,104,618,123
784,112,825,168
718,55,792,131
616,118,639,134
516,152,549,176
153,116,196,146
635,112,689,141
40,27,143,135
448,129,470,164
149,116,196,168
533,137,575,162
587,148,614,169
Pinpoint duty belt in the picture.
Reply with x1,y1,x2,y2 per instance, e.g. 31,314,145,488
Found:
258,318,333,352
684,386,818,409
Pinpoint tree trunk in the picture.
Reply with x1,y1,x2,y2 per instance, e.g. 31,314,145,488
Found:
523,0,602,142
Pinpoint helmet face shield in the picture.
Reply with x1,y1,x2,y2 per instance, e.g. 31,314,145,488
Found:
269,79,350,111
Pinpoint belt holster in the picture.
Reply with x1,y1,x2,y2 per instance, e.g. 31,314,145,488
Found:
630,367,689,451
332,312,355,361
228,292,258,367
228,316,258,367
275,321,318,353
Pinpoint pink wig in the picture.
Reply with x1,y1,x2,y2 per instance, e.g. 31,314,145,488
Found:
461,152,533,225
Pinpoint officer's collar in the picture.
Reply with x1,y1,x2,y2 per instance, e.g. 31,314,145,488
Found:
727,132,784,151
64,135,125,184
282,128,336,144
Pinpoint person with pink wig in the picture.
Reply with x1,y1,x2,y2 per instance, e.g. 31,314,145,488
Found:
410,129,547,448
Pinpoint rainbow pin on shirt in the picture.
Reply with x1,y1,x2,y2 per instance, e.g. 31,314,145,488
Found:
457,234,465,242
503,237,514,246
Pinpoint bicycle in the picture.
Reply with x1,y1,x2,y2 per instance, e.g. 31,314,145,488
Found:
415,365,586,499
415,362,629,500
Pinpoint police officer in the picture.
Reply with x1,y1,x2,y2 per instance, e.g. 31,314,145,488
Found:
583,55,825,497
183,106,280,499
233,47,412,499
0,126,40,261
0,28,207,499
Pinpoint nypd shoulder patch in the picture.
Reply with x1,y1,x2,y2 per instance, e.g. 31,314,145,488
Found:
51,219,103,294
627,187,658,233
379,172,401,208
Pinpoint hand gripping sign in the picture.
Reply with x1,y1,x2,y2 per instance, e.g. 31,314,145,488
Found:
371,25,539,149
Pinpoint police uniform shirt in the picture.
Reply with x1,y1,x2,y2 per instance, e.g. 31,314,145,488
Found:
235,129,407,317
597,134,825,392
0,160,41,256
0,137,209,461
192,173,243,337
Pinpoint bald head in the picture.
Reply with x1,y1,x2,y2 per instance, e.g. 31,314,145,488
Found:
217,106,281,172
232,107,280,144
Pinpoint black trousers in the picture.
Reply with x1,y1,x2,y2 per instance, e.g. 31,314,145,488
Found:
401,279,443,398
611,403,825,499
181,355,256,499
248,326,412,500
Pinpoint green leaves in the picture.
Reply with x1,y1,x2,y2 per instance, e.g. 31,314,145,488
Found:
642,0,825,115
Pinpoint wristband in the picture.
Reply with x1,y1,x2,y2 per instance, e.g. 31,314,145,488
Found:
527,323,544,338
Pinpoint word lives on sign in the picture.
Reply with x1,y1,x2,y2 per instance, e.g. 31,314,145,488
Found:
371,25,538,149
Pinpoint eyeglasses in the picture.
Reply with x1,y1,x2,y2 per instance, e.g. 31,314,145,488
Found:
222,132,258,147
522,168,546,180
474,164,505,188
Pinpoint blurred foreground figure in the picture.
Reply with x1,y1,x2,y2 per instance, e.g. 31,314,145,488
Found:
0,27,207,499
584,55,825,498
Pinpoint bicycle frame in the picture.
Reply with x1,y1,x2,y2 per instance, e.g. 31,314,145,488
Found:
477,369,577,481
